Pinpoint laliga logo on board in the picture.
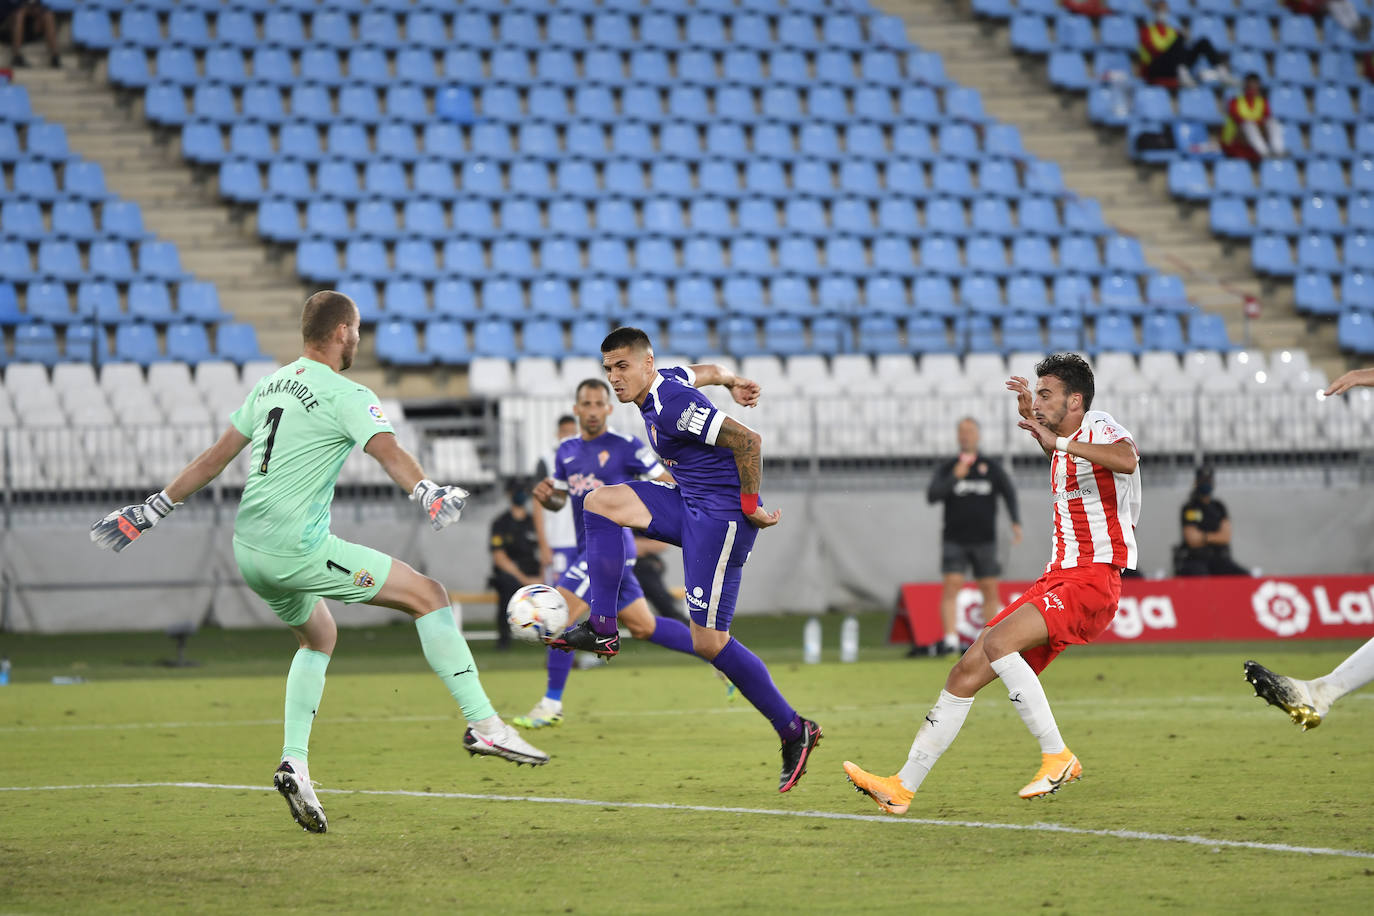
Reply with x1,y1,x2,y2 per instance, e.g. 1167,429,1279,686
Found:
1251,580,1374,636
1251,581,1311,637
1109,595,1178,639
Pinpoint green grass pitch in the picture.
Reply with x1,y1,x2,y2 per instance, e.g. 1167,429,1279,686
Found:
2,614,1372,914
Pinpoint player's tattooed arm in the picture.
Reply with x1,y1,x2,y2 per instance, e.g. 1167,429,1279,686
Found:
689,364,761,407
716,417,763,494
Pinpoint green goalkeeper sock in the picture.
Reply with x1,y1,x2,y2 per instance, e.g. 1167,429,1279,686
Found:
282,648,331,763
415,607,496,723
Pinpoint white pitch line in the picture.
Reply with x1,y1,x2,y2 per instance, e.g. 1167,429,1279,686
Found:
4,693,1336,735
2,781,1372,861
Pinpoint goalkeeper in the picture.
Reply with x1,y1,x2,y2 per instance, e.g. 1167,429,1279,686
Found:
90,290,548,835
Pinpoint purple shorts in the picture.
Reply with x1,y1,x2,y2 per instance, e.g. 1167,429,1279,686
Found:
557,555,644,612
627,479,758,631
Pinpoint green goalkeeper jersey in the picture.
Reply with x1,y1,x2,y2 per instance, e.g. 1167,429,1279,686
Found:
229,357,394,556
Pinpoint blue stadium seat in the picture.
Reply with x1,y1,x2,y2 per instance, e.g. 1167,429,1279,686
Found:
479,283,525,323
1093,313,1139,355
1339,310,1374,354
15,323,60,366
103,203,147,244
926,197,968,236
960,274,1003,314
51,200,97,242
864,275,910,316
777,237,819,278
1009,15,1052,54
1296,233,1340,273
1048,51,1090,91
432,280,479,322
1294,272,1338,316
1104,235,1148,273
690,197,733,237
295,239,339,283
1007,275,1051,316
382,279,430,321
376,320,432,366
1018,196,1062,235
72,8,115,50
721,316,763,357
128,280,174,323
665,316,711,357
1345,271,1374,311
89,240,134,283
1053,274,1094,313
25,282,70,325
0,281,23,326
1059,235,1102,274
1187,313,1231,350
1348,234,1374,272
443,240,485,279
1168,158,1212,200
590,238,634,277
1012,236,1057,276
14,160,58,200
877,197,920,236
1214,159,1257,198
2,200,43,240
1142,313,1186,353
542,238,585,279
1251,234,1295,277
76,281,119,324
817,276,859,314
907,315,954,354
544,199,588,238
63,161,109,200
178,282,227,323
966,236,1009,276
1301,195,1343,234
917,236,960,276
113,323,163,366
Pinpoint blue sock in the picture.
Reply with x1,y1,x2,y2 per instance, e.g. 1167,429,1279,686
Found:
710,638,803,741
584,511,625,635
545,645,574,702
647,616,696,656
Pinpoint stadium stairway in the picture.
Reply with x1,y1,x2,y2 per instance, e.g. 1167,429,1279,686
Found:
874,0,1346,377
15,41,447,399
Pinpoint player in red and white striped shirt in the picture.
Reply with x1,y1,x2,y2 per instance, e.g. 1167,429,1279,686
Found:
844,353,1142,813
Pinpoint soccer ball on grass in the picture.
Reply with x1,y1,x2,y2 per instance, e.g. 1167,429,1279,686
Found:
506,584,570,644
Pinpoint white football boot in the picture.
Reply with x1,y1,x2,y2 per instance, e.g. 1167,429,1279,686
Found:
273,757,327,834
463,718,550,766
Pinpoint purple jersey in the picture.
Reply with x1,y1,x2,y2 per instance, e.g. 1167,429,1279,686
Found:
551,430,663,554
639,367,743,519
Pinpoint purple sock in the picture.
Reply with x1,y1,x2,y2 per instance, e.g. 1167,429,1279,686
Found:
647,616,696,656
583,511,625,635
545,645,574,702
711,638,803,741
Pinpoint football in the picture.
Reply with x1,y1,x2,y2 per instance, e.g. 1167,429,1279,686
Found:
505,583,570,644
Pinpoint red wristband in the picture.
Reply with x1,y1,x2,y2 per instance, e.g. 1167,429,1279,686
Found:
740,493,759,515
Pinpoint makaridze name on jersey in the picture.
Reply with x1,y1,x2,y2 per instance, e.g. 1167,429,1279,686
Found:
255,377,321,412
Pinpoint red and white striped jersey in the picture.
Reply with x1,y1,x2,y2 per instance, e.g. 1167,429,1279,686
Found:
1046,410,1142,572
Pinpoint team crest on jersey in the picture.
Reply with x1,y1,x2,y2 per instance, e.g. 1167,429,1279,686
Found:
368,404,387,425
650,426,658,446
598,450,610,467
676,405,710,435
353,569,375,588
977,462,987,475
295,367,306,375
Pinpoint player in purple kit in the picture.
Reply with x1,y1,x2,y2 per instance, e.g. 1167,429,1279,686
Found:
549,327,823,793
513,378,701,729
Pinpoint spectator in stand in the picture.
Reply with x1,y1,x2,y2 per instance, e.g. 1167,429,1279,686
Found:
1284,0,1371,42
2,0,59,68
488,477,544,650
1220,73,1286,161
923,417,1022,656
1176,466,1251,577
1137,0,1229,87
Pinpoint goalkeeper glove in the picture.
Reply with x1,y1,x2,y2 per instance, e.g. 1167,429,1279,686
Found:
90,491,180,553
411,479,468,531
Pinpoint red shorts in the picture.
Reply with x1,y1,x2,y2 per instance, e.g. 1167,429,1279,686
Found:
984,564,1122,674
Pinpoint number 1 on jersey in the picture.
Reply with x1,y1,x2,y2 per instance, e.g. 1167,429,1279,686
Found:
259,407,284,474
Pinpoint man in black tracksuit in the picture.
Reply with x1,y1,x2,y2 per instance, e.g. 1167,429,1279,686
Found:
924,417,1022,655
1176,466,1250,576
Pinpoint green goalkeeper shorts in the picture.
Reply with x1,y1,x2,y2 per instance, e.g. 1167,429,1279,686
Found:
232,534,393,627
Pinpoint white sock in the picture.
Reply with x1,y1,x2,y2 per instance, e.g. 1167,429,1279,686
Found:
471,714,504,737
897,690,974,793
989,652,1065,755
540,696,563,711
1313,636,1374,708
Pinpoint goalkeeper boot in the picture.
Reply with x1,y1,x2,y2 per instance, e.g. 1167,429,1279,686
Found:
842,761,913,815
778,718,823,793
273,758,327,834
1018,748,1082,799
463,719,550,766
512,698,564,730
547,620,619,658
1244,660,1326,730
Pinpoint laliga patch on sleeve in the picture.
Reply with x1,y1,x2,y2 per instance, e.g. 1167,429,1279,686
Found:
368,404,388,425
